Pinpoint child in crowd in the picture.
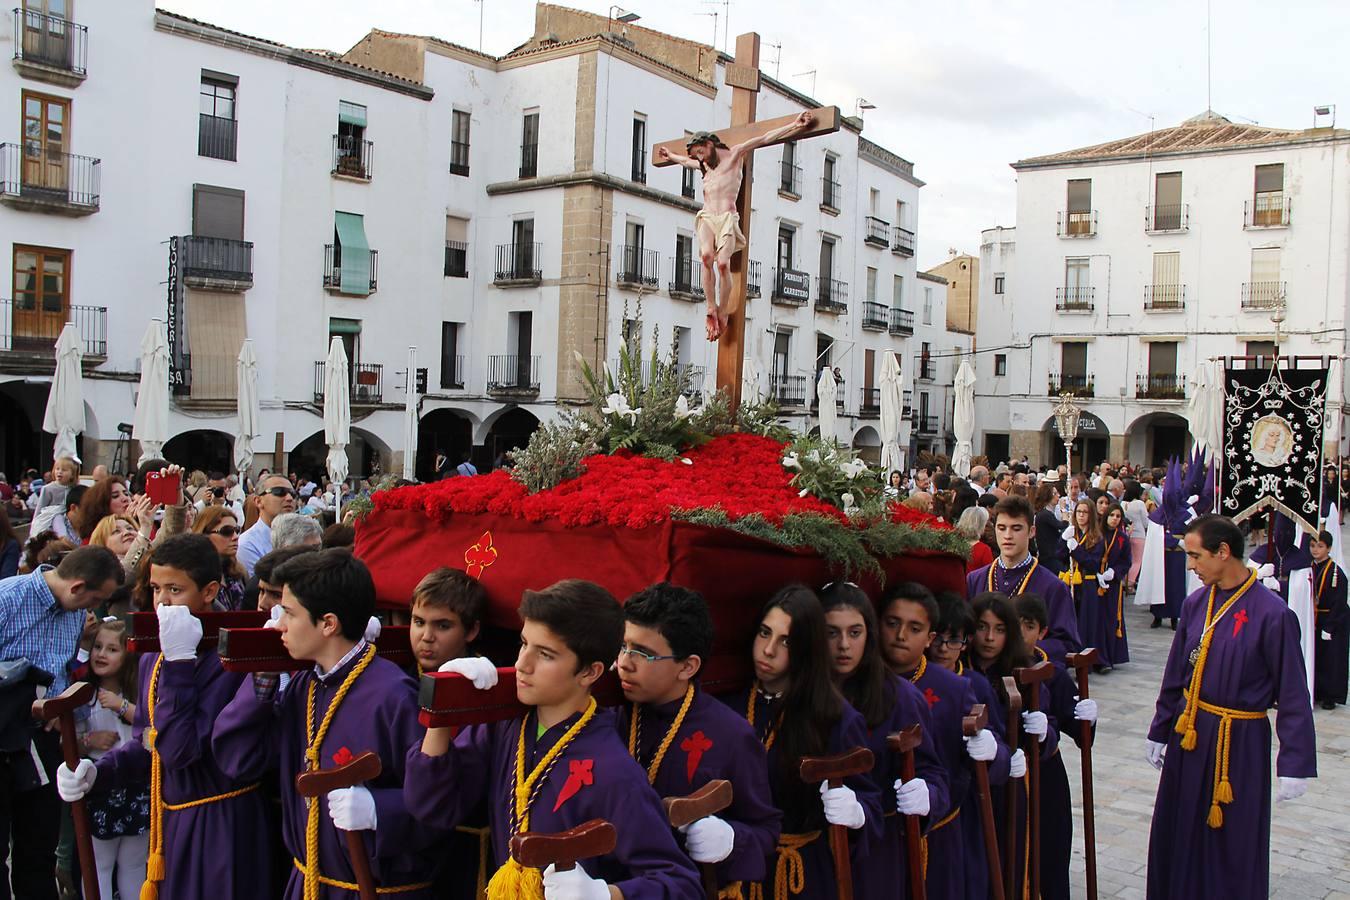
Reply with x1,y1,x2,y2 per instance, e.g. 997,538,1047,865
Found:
58,534,272,899
76,619,149,900
410,566,487,674
407,579,702,900
35,456,79,516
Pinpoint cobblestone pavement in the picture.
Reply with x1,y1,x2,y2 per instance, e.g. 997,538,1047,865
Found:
1064,556,1350,898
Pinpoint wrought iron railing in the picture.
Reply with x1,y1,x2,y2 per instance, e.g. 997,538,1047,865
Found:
821,177,841,209
891,226,915,256
323,244,378,292
616,245,659,288
0,143,100,209
0,298,105,355
862,302,888,330
1245,194,1290,228
1057,210,1097,237
860,387,880,414
864,216,890,246
1136,373,1185,399
494,242,541,283
440,354,465,389
12,8,87,75
1055,286,1095,312
519,143,538,179
181,236,253,284
779,160,801,195
1241,281,1286,310
889,307,915,334
631,148,646,184
332,135,373,180
444,241,468,278
313,361,384,404
487,354,540,391
1145,204,1189,232
914,358,936,381
668,257,703,298
815,277,849,312
198,114,237,161
770,374,807,406
1048,373,1094,397
746,260,762,298
450,140,470,176
1144,284,1186,311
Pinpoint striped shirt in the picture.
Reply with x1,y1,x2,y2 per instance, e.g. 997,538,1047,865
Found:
0,567,85,696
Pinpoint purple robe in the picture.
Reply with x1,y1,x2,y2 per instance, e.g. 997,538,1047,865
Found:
1071,530,1131,668
1146,579,1317,899
956,666,1015,900
212,649,441,899
852,674,950,900
721,689,883,900
968,559,1082,665
615,686,782,886
93,650,272,900
1313,559,1349,705
1033,651,1083,900
403,705,702,900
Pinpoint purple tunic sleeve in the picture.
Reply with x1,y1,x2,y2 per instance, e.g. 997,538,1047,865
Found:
712,721,781,885
1148,590,1201,743
359,669,434,859
964,675,1011,785
211,673,282,782
1270,605,1317,778
1037,575,1082,663
403,723,494,830
153,656,241,770
895,678,951,824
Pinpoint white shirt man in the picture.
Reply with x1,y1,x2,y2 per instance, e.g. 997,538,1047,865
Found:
237,475,298,576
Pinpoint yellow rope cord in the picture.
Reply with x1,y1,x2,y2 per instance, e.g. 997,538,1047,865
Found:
486,697,599,900
745,689,780,750
301,644,378,900
919,807,960,880
908,655,927,686
746,832,821,900
627,683,696,784
162,782,260,811
1174,571,1256,752
989,558,1040,595
1185,693,1267,829
291,858,433,894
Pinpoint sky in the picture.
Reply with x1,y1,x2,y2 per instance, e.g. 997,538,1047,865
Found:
163,0,1350,270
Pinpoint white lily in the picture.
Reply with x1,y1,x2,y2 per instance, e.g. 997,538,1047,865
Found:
841,492,859,516
839,458,869,479
601,392,642,424
674,394,694,421
680,457,694,466
782,452,802,471
799,487,811,497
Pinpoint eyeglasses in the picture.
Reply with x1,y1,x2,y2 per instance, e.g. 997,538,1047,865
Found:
263,487,298,499
618,645,680,664
210,526,240,538
936,636,969,649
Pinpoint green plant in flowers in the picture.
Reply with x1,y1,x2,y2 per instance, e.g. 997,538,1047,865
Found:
780,434,885,513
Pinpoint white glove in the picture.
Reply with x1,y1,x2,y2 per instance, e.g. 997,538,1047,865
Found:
1074,698,1098,724
364,615,382,643
1322,631,1334,641
965,728,997,762
1255,563,1275,579
157,604,202,662
1262,577,1281,592
681,815,735,864
265,605,283,629
893,778,931,817
1277,776,1309,802
543,863,610,900
1009,749,1026,779
1022,710,1049,743
819,781,866,830
438,656,499,690
1099,568,1115,586
1066,538,1079,553
56,759,96,802
1061,525,1075,542
327,785,378,831
1146,740,1167,770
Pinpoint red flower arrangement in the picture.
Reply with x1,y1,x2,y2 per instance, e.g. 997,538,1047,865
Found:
374,433,949,535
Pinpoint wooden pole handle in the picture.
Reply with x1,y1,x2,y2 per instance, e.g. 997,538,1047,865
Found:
345,829,377,900
33,684,100,900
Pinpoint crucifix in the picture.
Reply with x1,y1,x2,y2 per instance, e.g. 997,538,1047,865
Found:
652,32,840,412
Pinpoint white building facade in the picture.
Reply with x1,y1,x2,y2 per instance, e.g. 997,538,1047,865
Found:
0,2,965,480
973,113,1350,469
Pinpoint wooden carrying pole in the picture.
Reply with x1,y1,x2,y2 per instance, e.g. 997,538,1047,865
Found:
1066,649,1100,900
1001,675,1022,900
217,626,415,672
33,683,100,900
1014,661,1056,900
511,819,618,872
886,726,927,900
295,751,383,900
663,780,735,900
799,748,874,900
962,705,1004,900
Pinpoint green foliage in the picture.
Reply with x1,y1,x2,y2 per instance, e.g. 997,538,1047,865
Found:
780,434,885,511
508,415,601,493
346,473,402,521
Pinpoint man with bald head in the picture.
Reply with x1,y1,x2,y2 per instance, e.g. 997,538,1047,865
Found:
968,465,990,496
1107,479,1125,503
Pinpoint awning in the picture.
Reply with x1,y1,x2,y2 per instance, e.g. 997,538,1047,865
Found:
329,317,362,335
334,211,370,295
338,101,367,127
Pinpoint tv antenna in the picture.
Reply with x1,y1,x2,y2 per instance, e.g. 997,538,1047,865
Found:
792,68,816,97
701,0,731,53
695,9,718,49
767,40,782,80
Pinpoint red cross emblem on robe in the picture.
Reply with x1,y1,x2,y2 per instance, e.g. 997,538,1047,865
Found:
680,731,713,784
464,531,498,579
923,688,940,709
553,758,594,812
332,746,355,767
1233,608,1249,638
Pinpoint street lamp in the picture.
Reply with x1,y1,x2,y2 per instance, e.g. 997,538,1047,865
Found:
1052,391,1082,471
608,6,641,31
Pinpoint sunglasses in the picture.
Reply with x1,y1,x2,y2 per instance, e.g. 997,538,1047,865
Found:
210,526,241,538
263,487,298,499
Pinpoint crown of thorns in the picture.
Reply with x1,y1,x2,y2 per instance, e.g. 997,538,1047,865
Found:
686,131,729,150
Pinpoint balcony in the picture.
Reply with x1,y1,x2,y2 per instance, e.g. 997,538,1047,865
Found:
772,268,811,306
820,177,841,212
681,168,696,200
631,148,646,185
1145,204,1189,233
1144,284,1186,311
450,141,470,177
440,355,465,390
0,299,105,363
861,302,888,331
668,259,704,301
332,135,373,180
914,358,935,381
1048,373,1094,397
323,244,378,294
681,364,706,400
198,114,237,161
1245,194,1290,228
520,143,538,179
1136,373,1185,400
443,241,468,278
815,277,849,314
487,354,540,394
180,236,253,291
616,245,659,290
0,143,99,215
891,226,915,257
864,216,890,247
1057,210,1097,237
1241,281,1286,311
746,260,762,299
770,374,807,407
11,9,87,87
494,242,542,286
902,390,913,417
915,413,938,434
889,307,915,335
313,361,384,405
1055,286,1095,312
859,387,880,417
779,160,801,198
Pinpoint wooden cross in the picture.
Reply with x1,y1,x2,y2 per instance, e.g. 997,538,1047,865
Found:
652,32,840,412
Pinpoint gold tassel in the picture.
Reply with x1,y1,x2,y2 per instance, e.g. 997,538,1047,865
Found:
145,853,166,881
1215,780,1234,804
486,856,544,900
139,882,159,900
1181,728,1197,751
1207,803,1224,829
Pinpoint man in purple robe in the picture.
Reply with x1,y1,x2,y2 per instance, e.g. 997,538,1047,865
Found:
406,579,702,900
212,548,441,898
1146,515,1317,898
967,496,1081,664
615,584,781,888
57,535,272,899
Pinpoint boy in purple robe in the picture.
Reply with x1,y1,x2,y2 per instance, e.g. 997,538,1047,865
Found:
880,584,1012,900
615,583,781,890
1310,531,1349,709
1146,515,1317,899
406,579,702,900
57,535,272,900
212,548,441,898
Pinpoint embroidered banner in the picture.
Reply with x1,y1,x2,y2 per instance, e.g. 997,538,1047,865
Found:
1220,365,1328,534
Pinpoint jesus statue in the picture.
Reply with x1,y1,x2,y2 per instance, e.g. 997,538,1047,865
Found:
657,110,815,341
